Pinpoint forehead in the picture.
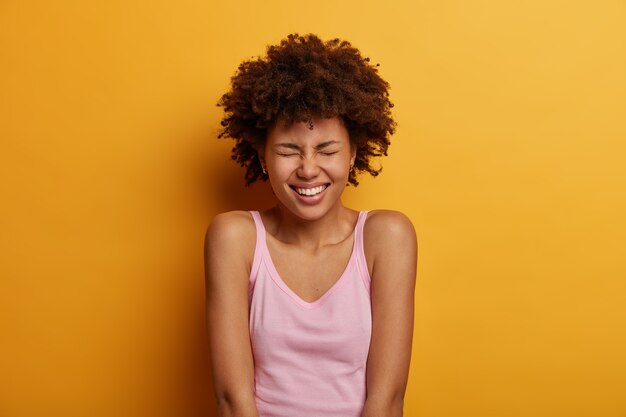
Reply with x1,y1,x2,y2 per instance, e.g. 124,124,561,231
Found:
267,116,350,145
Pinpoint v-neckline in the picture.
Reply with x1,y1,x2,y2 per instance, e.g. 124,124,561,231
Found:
256,211,361,309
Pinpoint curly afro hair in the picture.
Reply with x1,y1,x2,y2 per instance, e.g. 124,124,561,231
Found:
217,33,396,186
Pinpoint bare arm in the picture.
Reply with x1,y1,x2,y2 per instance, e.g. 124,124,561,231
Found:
361,211,418,417
204,212,259,417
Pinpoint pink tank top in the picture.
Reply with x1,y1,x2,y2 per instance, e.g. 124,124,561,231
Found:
248,211,372,417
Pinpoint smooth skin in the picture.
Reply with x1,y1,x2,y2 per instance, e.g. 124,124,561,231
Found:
204,116,417,417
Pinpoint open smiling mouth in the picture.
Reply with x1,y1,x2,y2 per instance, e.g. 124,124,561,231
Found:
289,184,330,198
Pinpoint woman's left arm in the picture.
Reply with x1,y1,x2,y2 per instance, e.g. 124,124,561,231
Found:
361,210,418,417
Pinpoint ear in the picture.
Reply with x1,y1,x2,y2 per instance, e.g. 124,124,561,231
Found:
254,143,266,164
350,143,356,167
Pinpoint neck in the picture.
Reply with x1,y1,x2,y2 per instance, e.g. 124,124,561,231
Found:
269,202,355,250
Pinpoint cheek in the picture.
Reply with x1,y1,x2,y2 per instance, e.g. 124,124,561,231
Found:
267,160,296,187
321,158,351,176
270,159,296,176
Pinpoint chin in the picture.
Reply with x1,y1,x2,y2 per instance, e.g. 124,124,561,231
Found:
284,200,345,223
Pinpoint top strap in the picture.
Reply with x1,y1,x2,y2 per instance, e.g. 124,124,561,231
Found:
354,210,371,292
249,211,266,249
248,211,266,287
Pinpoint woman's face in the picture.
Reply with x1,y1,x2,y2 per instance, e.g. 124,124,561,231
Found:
263,116,356,221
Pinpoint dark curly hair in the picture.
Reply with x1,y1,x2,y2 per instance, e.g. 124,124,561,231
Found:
217,33,396,186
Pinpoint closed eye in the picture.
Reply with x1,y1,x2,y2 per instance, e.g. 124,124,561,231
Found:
277,153,299,157
320,151,338,156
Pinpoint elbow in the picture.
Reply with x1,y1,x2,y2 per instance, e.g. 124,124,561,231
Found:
214,390,258,417
363,392,405,417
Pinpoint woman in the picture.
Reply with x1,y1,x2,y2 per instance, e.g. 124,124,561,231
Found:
205,33,417,417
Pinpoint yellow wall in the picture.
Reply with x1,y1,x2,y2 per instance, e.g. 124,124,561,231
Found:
1,1,625,416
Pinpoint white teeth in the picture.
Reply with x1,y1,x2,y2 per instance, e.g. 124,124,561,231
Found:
295,185,327,196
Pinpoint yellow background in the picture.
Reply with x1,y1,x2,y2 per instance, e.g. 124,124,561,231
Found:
1,1,625,416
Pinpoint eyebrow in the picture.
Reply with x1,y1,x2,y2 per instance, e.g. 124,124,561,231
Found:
275,140,341,151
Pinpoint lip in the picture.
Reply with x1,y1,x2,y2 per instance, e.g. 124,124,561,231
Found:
289,183,330,205
288,182,330,189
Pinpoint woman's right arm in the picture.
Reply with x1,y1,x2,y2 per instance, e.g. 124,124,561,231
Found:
204,211,259,417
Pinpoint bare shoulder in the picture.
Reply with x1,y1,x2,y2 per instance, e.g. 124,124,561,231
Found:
364,209,417,245
205,210,255,241
363,210,418,275
204,210,256,270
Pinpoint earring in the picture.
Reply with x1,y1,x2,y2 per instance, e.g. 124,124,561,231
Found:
258,152,266,175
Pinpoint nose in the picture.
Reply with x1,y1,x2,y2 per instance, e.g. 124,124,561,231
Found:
296,156,320,179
